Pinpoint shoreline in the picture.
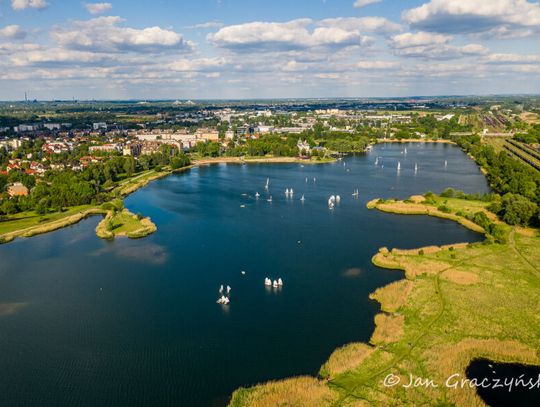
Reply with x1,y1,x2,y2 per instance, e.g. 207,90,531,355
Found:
375,138,456,144
0,156,331,244
230,197,540,406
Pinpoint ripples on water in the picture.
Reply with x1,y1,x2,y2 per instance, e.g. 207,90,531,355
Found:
0,144,490,406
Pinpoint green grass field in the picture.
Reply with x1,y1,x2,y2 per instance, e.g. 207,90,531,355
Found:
229,197,540,407
0,205,95,235
95,209,157,240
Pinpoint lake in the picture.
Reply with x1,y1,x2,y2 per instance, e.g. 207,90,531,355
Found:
0,143,490,406
467,359,540,406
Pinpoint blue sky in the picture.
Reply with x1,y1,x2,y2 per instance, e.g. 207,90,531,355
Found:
1,0,539,100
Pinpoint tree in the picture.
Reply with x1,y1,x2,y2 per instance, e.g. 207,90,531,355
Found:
123,157,136,177
0,173,7,192
501,193,538,226
0,199,17,215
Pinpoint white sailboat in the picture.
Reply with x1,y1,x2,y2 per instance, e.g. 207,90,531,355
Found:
272,280,279,288
352,189,359,197
300,194,305,202
444,160,448,169
328,195,336,209
264,278,272,286
278,278,283,286
265,178,269,190
226,285,231,294
255,192,260,198
219,285,224,293
397,161,401,172
267,196,272,202
217,295,230,305
285,188,290,196
336,195,341,203
414,163,418,174
404,148,407,155
290,188,294,196
375,157,379,166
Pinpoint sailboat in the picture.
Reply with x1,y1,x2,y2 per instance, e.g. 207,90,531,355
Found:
255,192,260,198
217,295,230,305
352,189,359,197
444,160,448,169
328,195,336,209
285,188,290,196
336,195,341,203
414,163,418,174
272,280,279,288
300,194,305,202
264,278,272,286
267,196,272,202
265,178,269,190
404,148,407,155
226,285,231,294
290,188,294,196
219,285,224,293
277,278,283,286
397,161,401,172
375,157,379,166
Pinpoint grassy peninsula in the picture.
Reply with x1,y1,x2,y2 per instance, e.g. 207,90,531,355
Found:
230,195,540,407
96,210,156,240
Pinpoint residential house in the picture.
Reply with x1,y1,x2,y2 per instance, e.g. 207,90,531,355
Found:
7,182,29,197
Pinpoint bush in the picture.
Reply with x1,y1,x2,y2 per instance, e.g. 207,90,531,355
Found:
488,223,509,244
472,211,491,230
437,205,452,213
501,193,538,226
101,202,115,211
440,188,456,198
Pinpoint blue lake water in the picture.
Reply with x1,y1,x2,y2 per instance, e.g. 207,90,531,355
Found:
0,143,490,406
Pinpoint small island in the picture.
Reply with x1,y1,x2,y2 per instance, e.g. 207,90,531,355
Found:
95,200,156,240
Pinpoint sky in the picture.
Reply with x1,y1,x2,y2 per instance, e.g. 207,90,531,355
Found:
0,0,540,100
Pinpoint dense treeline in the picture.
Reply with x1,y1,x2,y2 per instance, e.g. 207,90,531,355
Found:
456,135,540,226
0,145,190,217
514,124,540,144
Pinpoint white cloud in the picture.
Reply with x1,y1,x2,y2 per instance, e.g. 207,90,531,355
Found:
51,16,193,53
319,17,402,35
353,0,382,8
11,0,47,10
356,60,399,69
191,21,224,29
208,19,371,51
0,42,40,54
0,25,27,39
483,53,540,64
168,57,228,72
85,3,113,15
403,0,540,36
281,60,308,72
10,48,113,66
389,31,450,48
388,31,488,59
